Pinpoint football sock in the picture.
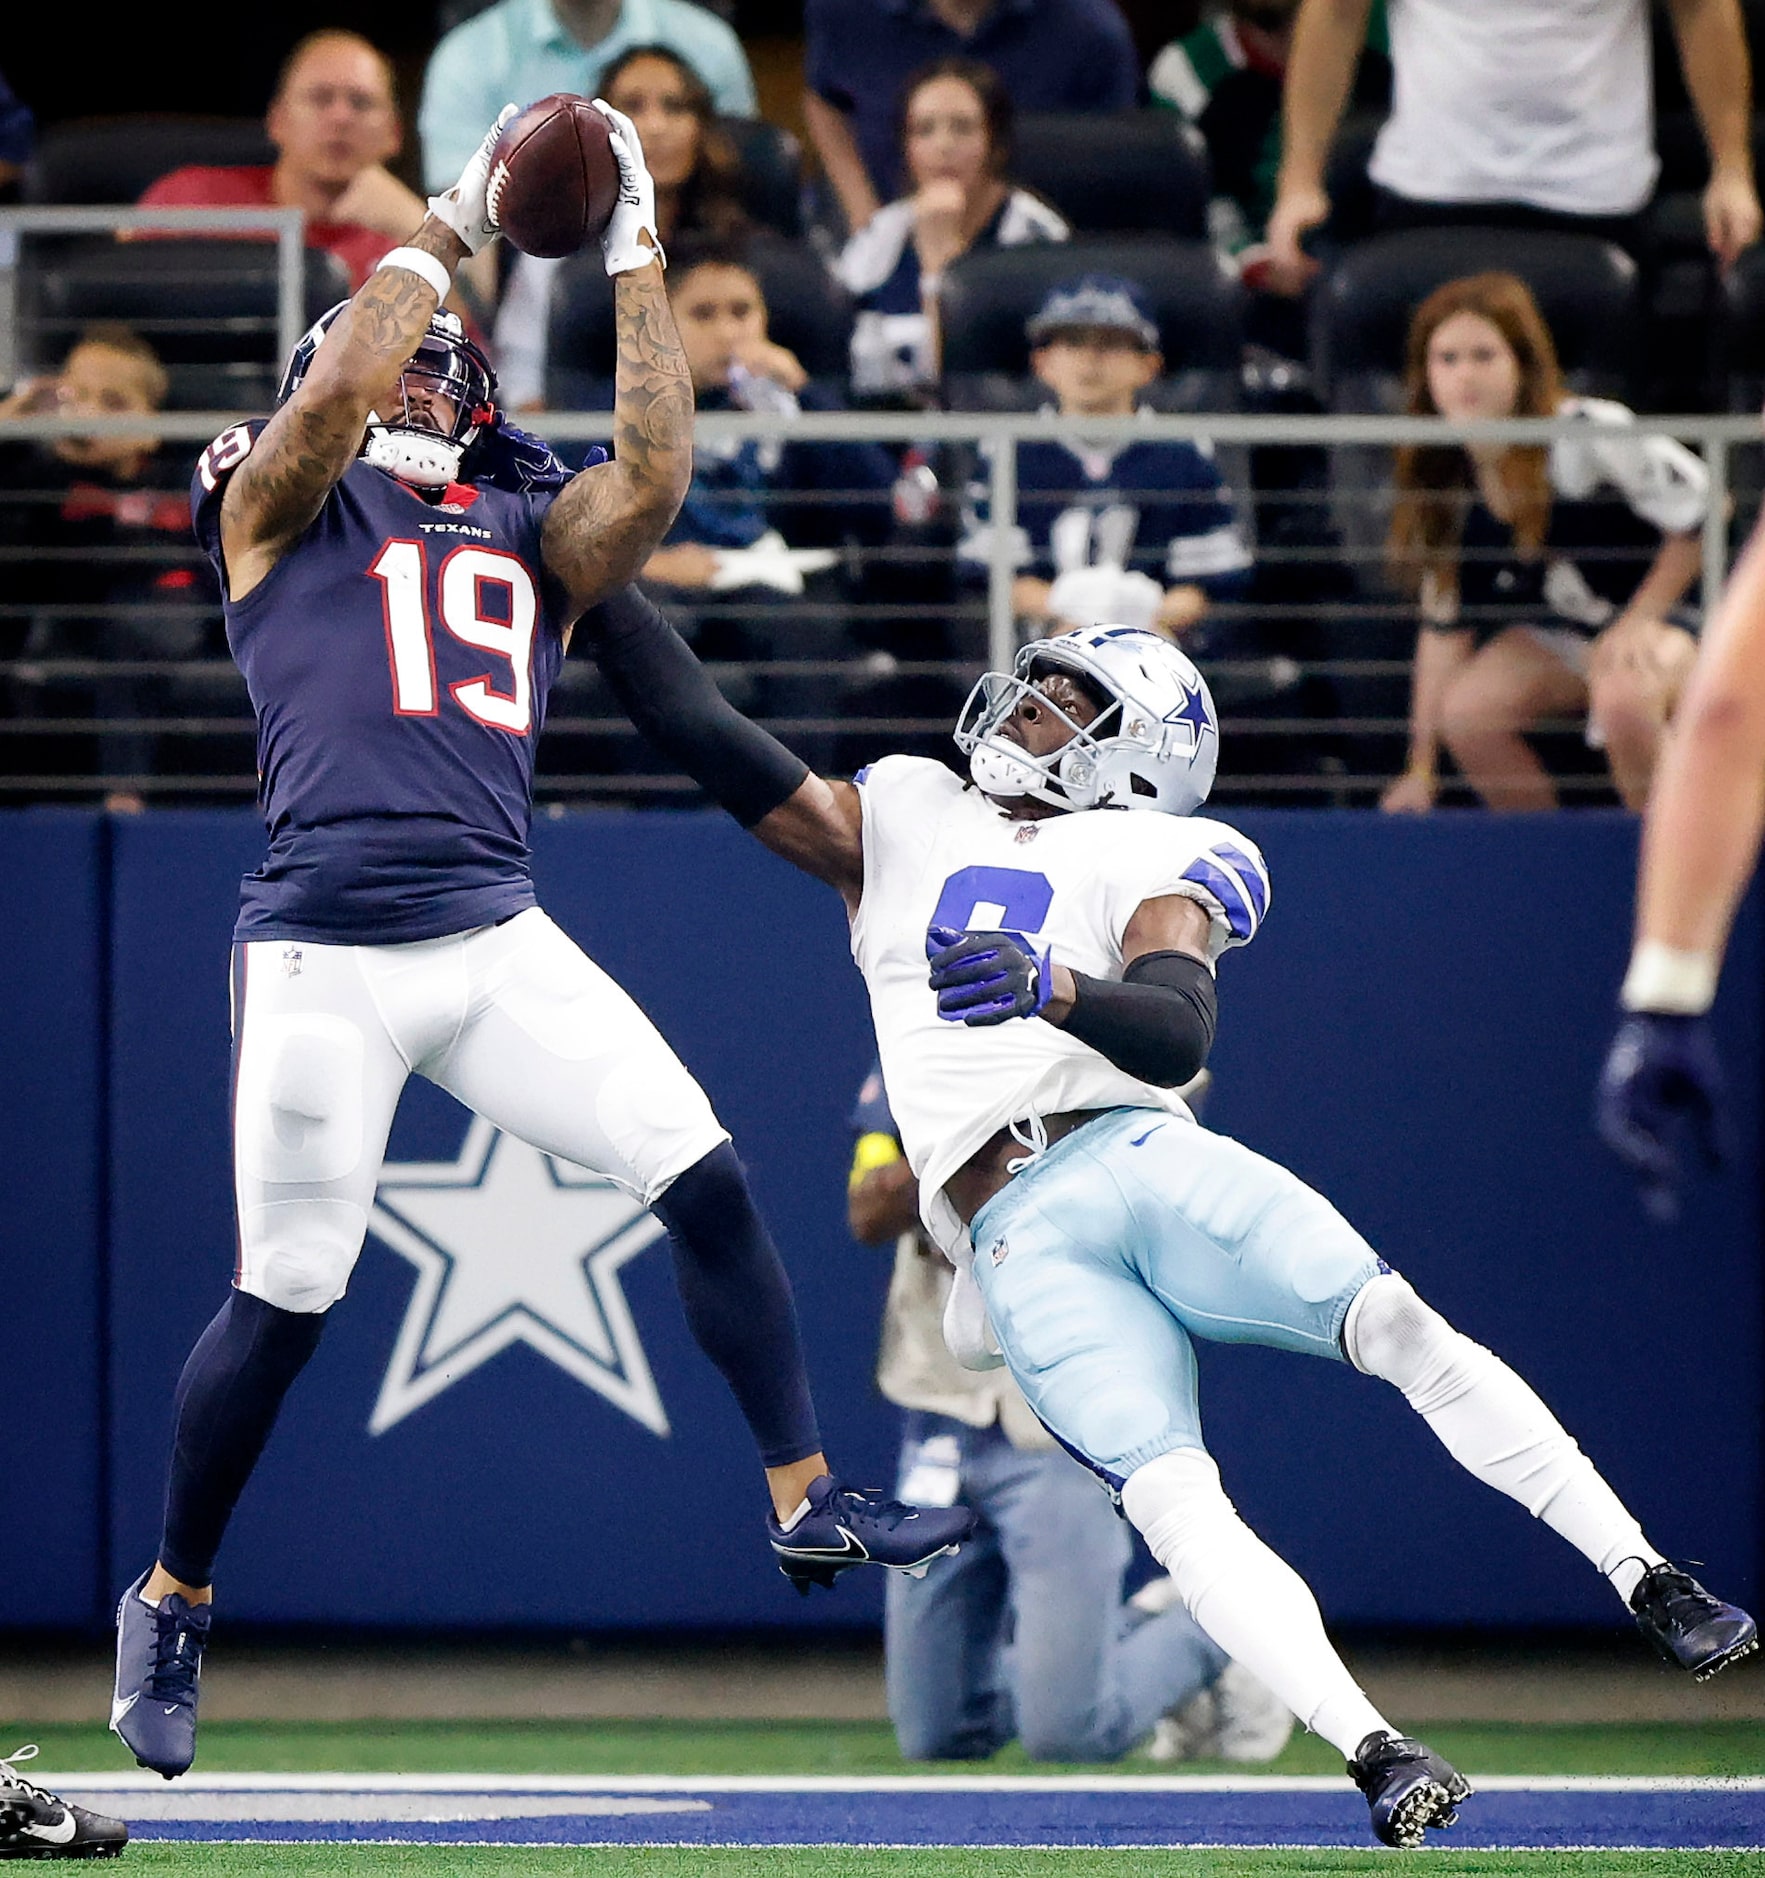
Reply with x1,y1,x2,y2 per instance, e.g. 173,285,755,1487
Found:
1122,1447,1391,1758
653,1142,823,1469
158,1289,327,1587
1344,1275,1664,1602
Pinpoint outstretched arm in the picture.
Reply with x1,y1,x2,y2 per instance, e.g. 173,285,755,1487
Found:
542,105,693,616
580,585,866,898
221,109,515,600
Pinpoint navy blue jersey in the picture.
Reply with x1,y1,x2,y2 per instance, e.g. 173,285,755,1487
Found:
959,429,1252,597
194,421,576,945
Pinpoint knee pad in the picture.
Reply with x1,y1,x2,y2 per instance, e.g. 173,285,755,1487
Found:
235,1015,366,1186
238,1196,365,1313
1342,1273,1496,1411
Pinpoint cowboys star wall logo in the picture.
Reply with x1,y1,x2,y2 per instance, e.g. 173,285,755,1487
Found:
365,1117,670,1438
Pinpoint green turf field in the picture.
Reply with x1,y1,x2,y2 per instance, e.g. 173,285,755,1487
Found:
13,1716,1765,1777
7,1720,1760,1876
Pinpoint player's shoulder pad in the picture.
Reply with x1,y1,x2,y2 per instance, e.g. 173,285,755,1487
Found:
1163,813,1270,944
853,752,963,799
190,419,271,554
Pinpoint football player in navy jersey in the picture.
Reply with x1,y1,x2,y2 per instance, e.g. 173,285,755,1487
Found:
109,101,971,1782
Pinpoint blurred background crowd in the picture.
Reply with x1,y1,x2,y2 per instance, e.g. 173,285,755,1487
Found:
3,0,1764,811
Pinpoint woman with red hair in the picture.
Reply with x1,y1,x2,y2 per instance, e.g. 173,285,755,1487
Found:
1383,273,1708,812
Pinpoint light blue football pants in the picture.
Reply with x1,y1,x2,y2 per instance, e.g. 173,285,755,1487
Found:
969,1108,1384,1484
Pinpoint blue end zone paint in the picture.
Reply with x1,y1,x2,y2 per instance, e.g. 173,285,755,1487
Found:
87,1782,1765,1851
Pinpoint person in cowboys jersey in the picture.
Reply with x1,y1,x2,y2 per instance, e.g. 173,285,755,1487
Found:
578,591,1757,1846
108,100,971,1784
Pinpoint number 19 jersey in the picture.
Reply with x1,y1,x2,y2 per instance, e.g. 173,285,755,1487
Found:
851,755,1271,1258
194,423,574,945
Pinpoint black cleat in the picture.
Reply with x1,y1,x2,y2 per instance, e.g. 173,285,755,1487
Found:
1347,1730,1472,1848
1629,1562,1758,1681
0,1746,128,1859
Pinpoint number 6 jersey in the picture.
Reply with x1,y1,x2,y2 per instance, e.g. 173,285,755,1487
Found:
193,422,576,945
851,754,1271,1257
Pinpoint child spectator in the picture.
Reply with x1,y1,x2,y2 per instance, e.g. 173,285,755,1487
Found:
642,240,899,766
835,58,1068,403
0,325,218,806
958,276,1252,641
1383,272,1708,813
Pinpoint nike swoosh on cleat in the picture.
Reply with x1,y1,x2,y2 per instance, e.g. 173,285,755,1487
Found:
20,1811,77,1846
773,1527,868,1563
110,1692,140,1726
163,1705,180,1715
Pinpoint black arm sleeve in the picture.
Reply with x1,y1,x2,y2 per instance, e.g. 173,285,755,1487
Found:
580,585,810,826
1058,949,1218,1088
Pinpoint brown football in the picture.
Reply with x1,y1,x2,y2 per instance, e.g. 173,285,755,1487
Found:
486,94,620,259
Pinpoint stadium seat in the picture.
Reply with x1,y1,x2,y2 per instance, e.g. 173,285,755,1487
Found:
23,240,350,409
1009,112,1210,239
938,237,1244,413
546,236,855,410
719,117,804,239
1312,225,1643,412
23,116,274,205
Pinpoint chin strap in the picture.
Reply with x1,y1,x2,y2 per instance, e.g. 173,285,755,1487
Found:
363,425,467,488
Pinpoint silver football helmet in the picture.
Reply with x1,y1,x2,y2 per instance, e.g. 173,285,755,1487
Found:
278,302,495,489
953,625,1219,817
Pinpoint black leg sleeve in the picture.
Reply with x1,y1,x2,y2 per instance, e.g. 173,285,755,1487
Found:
157,1290,327,1587
652,1142,824,1469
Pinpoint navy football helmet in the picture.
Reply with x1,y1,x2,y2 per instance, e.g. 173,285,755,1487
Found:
278,301,496,488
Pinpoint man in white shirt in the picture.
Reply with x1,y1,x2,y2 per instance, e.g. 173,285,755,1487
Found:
1264,0,1760,291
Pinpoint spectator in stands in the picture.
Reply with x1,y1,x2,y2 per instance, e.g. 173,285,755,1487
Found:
603,46,753,245
1382,272,1709,813
803,0,1140,239
137,33,443,298
642,239,898,766
420,0,755,189
958,276,1252,641
847,1058,1294,1766
0,326,217,807
0,69,35,199
1266,0,1761,295
835,59,1068,403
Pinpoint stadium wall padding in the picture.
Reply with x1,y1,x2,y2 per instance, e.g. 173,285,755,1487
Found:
4,806,1759,1634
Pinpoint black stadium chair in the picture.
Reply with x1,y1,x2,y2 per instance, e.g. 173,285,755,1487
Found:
23,240,350,409
719,116,804,240
938,237,1244,413
24,116,274,205
1311,225,1643,412
546,236,855,410
1009,112,1210,240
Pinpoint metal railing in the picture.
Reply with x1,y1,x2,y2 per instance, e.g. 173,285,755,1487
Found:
2,403,1759,809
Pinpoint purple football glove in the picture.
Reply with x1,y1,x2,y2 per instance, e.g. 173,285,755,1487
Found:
1596,1011,1727,1223
926,924,1051,1025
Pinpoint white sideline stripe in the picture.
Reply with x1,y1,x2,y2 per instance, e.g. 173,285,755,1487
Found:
63,1794,708,1822
48,1771,1765,1794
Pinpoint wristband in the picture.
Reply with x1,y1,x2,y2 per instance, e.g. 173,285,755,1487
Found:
377,246,452,301
1619,939,1718,1015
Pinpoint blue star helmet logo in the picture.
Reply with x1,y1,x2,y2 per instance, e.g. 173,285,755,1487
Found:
1168,679,1216,749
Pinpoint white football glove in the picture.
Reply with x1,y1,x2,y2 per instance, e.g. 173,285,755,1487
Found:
1047,563,1164,633
590,99,662,275
426,104,518,255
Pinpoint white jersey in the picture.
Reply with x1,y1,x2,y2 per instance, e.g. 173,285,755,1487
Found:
851,755,1270,1260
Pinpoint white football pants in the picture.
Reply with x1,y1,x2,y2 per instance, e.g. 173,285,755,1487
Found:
229,907,729,1312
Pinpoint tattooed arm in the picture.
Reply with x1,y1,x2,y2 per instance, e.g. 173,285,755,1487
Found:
220,219,465,601
541,258,694,619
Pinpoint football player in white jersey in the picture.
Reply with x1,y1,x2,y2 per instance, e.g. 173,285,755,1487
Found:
582,588,1757,1848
